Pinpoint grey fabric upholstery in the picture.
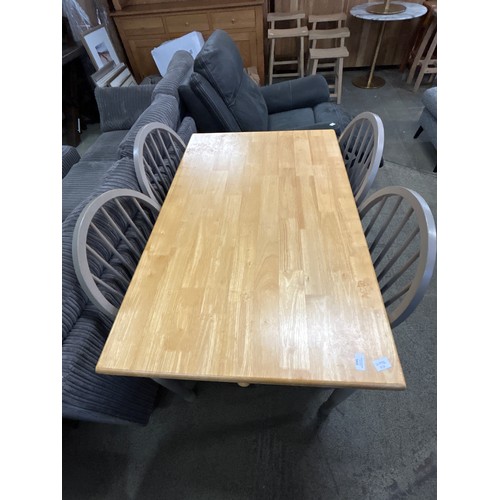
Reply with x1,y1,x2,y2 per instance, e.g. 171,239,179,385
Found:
181,29,353,134
268,108,315,130
62,157,159,425
80,130,128,163
188,72,242,132
62,160,115,221
95,85,156,132
176,116,197,145
62,50,198,423
192,30,268,131
313,102,354,137
417,87,437,149
152,50,194,102
260,75,330,114
118,94,180,158
62,145,80,179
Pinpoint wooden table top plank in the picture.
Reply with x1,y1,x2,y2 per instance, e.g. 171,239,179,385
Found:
97,130,406,390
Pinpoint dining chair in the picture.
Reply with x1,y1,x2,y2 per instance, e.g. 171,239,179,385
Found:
358,185,437,327
338,111,384,206
133,121,187,205
72,188,196,401
318,185,436,417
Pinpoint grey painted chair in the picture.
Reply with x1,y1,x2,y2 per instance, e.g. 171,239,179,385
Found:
318,185,437,417
133,122,186,205
359,185,437,328
338,111,384,206
72,188,196,402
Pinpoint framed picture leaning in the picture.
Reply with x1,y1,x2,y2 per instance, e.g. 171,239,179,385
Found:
81,26,120,69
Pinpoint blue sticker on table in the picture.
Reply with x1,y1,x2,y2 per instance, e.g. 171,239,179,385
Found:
373,357,392,372
355,352,366,371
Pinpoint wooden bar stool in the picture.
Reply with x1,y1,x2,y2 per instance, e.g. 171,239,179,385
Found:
307,10,350,103
267,12,308,85
407,7,437,92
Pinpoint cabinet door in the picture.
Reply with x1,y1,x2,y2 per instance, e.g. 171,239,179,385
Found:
230,32,258,71
128,37,165,82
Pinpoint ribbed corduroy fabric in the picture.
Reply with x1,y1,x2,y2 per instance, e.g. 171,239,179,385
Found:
62,145,80,178
62,157,159,425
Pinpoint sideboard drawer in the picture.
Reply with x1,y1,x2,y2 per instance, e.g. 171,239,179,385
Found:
117,16,166,37
211,9,256,30
164,13,210,34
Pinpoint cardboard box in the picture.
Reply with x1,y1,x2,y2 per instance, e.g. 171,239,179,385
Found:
152,32,205,76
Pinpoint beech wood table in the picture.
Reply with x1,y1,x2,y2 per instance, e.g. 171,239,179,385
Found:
96,130,406,414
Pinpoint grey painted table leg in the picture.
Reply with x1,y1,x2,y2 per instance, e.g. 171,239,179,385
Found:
318,388,356,417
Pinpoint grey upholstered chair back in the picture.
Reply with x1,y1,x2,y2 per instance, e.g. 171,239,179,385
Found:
72,188,160,317
358,186,436,328
338,111,384,206
133,122,186,205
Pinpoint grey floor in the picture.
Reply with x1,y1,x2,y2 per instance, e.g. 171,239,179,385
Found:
63,67,437,499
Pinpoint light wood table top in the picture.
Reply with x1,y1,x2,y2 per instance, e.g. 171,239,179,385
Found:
96,131,406,391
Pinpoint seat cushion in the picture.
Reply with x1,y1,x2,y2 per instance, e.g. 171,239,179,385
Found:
193,30,268,131
117,94,180,158
80,130,128,162
62,160,115,221
268,108,316,130
313,102,353,136
422,87,437,119
95,85,156,132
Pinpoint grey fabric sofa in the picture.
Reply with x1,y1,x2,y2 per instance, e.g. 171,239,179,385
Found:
414,86,437,149
179,30,352,136
62,50,197,425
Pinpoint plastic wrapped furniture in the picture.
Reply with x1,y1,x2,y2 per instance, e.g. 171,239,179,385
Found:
179,30,352,136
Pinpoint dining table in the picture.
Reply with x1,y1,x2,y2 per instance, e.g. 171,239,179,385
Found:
96,130,406,414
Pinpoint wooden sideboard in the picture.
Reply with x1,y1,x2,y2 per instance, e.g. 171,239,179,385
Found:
110,0,265,83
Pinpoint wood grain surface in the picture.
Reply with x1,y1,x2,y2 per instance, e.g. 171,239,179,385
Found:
96,131,405,390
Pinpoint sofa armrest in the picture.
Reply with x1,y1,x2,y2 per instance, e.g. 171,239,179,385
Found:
94,85,156,132
62,145,80,179
260,75,330,114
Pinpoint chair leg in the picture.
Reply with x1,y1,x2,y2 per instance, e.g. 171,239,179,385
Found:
414,125,424,139
407,19,435,84
413,30,437,92
269,38,275,85
337,57,344,104
318,388,356,417
299,36,305,78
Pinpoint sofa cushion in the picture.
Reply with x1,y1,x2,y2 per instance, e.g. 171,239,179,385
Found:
80,130,128,162
313,102,353,136
187,72,241,132
422,87,437,119
62,156,140,341
62,160,115,221
260,75,330,114
117,94,180,158
176,116,197,145
193,30,268,131
268,108,316,131
62,145,80,179
95,85,156,132
152,50,194,102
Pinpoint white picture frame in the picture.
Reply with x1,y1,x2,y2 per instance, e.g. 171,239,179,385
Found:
81,26,121,70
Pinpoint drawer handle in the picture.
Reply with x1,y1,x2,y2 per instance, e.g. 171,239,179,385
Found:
185,21,189,26
231,18,236,23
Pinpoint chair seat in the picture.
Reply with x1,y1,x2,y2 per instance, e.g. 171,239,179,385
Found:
309,27,350,40
268,26,309,39
309,46,349,59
